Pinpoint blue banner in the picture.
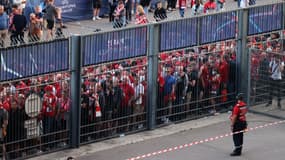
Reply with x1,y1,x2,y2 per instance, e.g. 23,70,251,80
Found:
83,27,148,66
200,11,237,44
54,0,93,21
248,4,283,35
160,18,198,52
25,0,93,21
0,40,69,81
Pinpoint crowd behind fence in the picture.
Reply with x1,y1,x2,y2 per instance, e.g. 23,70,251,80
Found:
0,2,284,160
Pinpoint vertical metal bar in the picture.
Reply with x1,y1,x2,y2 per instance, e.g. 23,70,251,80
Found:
281,2,285,51
247,48,252,107
70,35,82,148
147,24,159,130
197,17,201,46
237,8,250,105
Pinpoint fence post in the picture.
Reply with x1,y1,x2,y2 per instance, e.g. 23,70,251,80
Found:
70,35,82,148
147,24,159,130
281,1,285,51
237,9,250,105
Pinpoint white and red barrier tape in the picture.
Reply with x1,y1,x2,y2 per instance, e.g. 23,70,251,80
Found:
126,120,285,160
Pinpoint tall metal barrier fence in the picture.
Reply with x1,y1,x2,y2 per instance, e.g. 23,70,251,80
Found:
0,2,284,159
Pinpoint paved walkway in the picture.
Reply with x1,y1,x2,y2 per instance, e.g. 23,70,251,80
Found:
28,112,285,160
62,0,283,36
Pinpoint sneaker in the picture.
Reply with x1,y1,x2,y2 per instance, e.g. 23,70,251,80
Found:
92,16,96,21
138,124,144,129
165,118,169,124
230,151,241,156
96,16,102,20
265,102,272,107
61,25,67,29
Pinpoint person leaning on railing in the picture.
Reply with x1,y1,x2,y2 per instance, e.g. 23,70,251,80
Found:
154,1,167,22
113,0,126,28
135,5,148,25
191,0,204,15
28,13,43,42
10,6,27,46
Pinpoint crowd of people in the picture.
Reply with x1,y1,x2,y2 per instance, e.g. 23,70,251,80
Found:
0,0,258,44
0,29,284,158
105,0,257,27
0,0,66,47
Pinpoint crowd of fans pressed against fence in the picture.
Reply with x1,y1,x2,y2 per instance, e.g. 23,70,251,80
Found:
0,0,283,159
0,28,284,158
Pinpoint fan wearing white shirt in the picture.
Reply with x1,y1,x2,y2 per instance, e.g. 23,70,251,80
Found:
132,77,145,129
266,55,284,109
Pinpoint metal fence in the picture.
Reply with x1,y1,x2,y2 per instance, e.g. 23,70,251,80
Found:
156,42,238,126
248,32,285,118
0,1,284,159
79,57,148,144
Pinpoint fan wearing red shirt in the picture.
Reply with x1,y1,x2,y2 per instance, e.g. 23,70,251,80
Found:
119,76,135,132
219,55,229,86
2,96,11,112
42,85,57,134
199,58,210,100
204,0,216,13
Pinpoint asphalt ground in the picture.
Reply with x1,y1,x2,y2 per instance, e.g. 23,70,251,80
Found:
78,113,285,160
29,109,285,160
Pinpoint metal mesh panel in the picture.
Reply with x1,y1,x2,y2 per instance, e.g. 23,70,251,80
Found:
0,72,71,159
157,40,237,126
80,57,148,144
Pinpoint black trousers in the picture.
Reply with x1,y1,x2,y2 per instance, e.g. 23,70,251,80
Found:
268,78,282,104
232,121,247,152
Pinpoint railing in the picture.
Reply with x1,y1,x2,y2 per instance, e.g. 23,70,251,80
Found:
0,1,284,159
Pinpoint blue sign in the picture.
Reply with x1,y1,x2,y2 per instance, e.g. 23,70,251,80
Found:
200,11,237,44
248,4,283,35
54,0,93,21
83,27,148,66
0,40,69,81
160,18,198,52
25,0,93,21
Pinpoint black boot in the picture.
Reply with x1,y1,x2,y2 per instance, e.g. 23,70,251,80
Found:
230,147,242,156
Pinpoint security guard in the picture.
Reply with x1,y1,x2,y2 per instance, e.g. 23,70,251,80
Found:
230,93,248,156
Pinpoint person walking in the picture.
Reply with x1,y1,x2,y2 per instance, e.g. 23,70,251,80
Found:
0,5,8,47
230,93,248,156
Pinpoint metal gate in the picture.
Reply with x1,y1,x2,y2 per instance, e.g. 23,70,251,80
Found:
249,31,285,118
0,39,71,159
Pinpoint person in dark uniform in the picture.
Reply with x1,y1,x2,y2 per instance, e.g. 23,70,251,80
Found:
230,93,248,156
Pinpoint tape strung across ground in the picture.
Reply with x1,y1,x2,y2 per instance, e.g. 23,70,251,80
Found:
126,120,285,160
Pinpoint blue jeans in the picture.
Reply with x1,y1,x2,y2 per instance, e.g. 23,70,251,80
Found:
216,1,224,11
179,8,185,17
143,7,148,15
238,0,241,7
